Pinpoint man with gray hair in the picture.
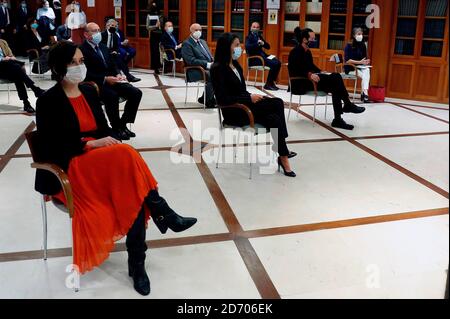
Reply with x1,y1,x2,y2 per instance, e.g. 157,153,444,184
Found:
181,23,215,108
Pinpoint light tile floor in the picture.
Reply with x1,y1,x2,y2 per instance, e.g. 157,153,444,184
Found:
0,71,448,299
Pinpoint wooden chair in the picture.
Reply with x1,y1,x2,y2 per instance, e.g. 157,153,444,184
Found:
159,43,183,78
25,130,79,292
246,54,270,86
216,102,270,180
183,64,207,109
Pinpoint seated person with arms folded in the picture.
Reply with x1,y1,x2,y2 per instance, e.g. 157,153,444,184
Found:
81,22,142,140
211,33,297,178
245,22,281,91
344,27,372,103
36,41,197,296
161,20,182,60
288,28,366,131
181,23,215,108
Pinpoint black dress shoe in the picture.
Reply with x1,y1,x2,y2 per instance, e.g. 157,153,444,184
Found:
128,262,150,296
277,157,296,177
361,93,371,103
197,95,205,105
113,129,131,141
147,198,197,234
343,103,366,114
23,102,36,114
123,127,136,138
331,118,354,130
127,76,141,83
264,84,279,91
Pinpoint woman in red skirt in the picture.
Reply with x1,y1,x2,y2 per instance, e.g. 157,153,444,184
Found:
35,41,197,296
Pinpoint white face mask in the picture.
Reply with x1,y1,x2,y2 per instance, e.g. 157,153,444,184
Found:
193,31,202,40
355,35,364,42
167,26,174,34
65,64,87,84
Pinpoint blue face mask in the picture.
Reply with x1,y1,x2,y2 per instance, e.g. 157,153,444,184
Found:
31,23,39,29
91,32,102,45
232,46,242,60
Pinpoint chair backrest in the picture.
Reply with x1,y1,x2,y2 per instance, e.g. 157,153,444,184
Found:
159,43,168,63
25,130,44,163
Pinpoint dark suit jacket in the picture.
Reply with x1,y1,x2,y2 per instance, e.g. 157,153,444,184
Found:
0,7,11,29
26,30,50,56
211,61,254,127
245,32,270,66
35,83,113,195
16,7,31,30
101,30,120,52
80,40,119,87
288,45,321,95
181,36,213,82
161,31,181,60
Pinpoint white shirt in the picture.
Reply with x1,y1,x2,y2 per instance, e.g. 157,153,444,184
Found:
37,7,56,20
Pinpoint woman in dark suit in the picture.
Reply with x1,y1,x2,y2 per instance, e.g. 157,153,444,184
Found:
211,33,296,177
146,0,164,73
26,18,51,74
36,41,197,296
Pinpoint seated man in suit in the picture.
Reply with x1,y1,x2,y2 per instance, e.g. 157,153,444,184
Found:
81,22,142,140
245,22,281,91
101,18,140,83
0,38,45,113
288,28,365,131
181,23,215,108
161,20,182,60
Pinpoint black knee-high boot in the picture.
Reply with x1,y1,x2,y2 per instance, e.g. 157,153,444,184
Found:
145,190,197,234
126,208,150,296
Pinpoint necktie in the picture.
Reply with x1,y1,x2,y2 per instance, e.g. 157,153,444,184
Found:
108,33,113,49
198,41,211,61
95,46,107,67
170,34,177,47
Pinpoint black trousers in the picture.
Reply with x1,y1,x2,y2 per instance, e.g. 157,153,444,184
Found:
101,83,142,130
111,53,132,79
150,30,162,71
0,60,34,101
264,57,281,85
250,97,289,156
317,73,352,119
126,207,147,265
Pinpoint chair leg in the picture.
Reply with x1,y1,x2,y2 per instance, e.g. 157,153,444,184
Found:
69,219,80,292
216,129,223,169
184,82,188,105
313,95,317,125
40,195,48,261
203,84,206,109
297,95,302,119
288,92,293,121
254,70,258,87
249,133,254,180
172,61,176,78
262,70,265,87
7,84,11,104
246,69,250,83
325,96,328,120
235,130,241,159
196,83,200,101
162,61,165,76
353,78,358,103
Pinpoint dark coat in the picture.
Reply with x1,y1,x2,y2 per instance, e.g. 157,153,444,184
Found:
181,36,213,82
211,61,254,127
245,32,270,66
288,45,321,95
80,40,119,87
35,83,113,195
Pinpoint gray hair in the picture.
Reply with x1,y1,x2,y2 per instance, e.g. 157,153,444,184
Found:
106,18,117,27
352,27,363,36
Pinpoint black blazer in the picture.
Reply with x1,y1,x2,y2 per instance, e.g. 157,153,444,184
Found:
101,30,120,52
35,83,113,195
161,31,181,60
211,61,254,127
0,7,11,29
80,40,119,87
288,45,321,95
245,32,270,66
25,30,50,55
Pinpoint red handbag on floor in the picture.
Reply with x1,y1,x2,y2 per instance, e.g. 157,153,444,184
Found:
368,86,386,102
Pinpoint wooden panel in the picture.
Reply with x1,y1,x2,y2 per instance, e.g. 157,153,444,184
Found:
388,63,414,95
128,38,150,69
414,64,442,98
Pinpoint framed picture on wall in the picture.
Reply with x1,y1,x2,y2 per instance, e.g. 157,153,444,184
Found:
266,0,280,10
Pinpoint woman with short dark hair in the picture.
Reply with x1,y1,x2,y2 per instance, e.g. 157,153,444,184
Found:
211,33,297,177
36,41,197,296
